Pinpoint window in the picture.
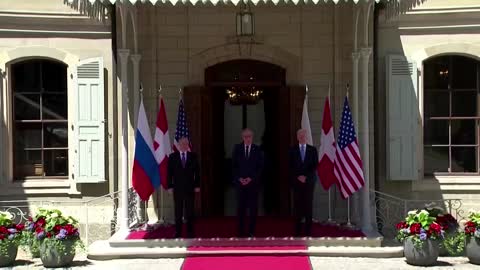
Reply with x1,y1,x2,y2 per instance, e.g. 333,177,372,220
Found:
424,55,480,175
12,59,68,179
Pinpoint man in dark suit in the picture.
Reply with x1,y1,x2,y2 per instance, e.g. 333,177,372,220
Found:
168,137,200,238
232,128,264,237
289,129,318,236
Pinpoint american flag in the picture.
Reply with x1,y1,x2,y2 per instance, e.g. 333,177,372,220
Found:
173,97,191,152
333,96,365,199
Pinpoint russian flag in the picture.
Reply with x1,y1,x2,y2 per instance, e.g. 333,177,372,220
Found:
132,98,160,201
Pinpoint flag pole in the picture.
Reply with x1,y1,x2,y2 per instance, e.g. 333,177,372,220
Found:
327,188,334,223
326,82,335,225
158,86,166,225
135,83,147,225
136,85,145,226
344,84,355,229
346,197,352,226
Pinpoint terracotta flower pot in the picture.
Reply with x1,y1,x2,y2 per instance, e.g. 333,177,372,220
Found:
404,237,439,266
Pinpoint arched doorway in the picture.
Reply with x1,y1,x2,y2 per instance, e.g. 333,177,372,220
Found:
183,60,305,217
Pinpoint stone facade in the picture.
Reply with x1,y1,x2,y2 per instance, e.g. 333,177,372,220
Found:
376,0,480,217
128,2,374,223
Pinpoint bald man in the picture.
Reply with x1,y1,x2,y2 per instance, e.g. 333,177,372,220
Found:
289,129,318,236
232,128,264,237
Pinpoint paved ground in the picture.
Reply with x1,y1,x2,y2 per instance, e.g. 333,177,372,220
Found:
4,252,479,270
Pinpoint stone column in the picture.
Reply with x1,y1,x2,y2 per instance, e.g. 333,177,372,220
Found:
130,54,142,128
118,48,130,232
351,51,361,225
360,47,373,232
0,69,4,183
130,53,143,222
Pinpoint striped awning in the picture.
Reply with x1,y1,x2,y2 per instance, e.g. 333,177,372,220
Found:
69,0,388,6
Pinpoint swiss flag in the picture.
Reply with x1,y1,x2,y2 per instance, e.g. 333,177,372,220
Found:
154,97,172,190
317,96,337,190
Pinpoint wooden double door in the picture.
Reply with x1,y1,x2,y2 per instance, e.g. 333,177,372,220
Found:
183,85,306,217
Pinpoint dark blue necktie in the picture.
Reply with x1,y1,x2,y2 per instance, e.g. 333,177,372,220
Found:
181,153,186,168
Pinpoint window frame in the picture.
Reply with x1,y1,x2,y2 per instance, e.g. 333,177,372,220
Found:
423,55,480,176
11,59,69,180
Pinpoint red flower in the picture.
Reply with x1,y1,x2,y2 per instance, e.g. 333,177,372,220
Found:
53,225,61,232
466,221,476,228
0,234,4,240
465,226,476,234
396,221,408,230
15,224,25,231
410,223,422,234
27,216,33,222
64,224,75,235
430,223,441,232
0,226,7,234
35,218,46,228
35,227,43,233
46,232,52,238
428,223,442,235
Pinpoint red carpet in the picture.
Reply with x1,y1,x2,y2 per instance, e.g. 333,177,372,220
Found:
127,217,364,239
182,246,312,270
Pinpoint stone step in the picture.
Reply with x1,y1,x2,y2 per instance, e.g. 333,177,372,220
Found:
108,230,384,248
87,240,404,260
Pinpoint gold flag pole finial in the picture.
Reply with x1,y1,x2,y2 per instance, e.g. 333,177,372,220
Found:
158,85,163,98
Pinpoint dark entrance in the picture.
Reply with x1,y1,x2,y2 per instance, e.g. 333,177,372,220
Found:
183,60,305,217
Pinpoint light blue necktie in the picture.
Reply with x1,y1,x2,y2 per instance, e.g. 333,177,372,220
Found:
300,145,305,162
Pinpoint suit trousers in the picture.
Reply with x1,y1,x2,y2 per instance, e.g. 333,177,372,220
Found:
293,183,314,236
236,186,258,237
173,190,195,238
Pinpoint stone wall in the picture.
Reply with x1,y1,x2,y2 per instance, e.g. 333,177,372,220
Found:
128,2,375,224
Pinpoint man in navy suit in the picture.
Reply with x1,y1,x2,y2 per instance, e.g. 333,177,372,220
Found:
289,129,318,236
232,128,264,237
168,137,200,238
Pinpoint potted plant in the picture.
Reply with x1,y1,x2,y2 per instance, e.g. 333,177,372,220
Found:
21,215,40,258
435,213,464,256
26,208,84,268
396,209,444,266
464,211,480,265
0,211,24,267
423,204,462,256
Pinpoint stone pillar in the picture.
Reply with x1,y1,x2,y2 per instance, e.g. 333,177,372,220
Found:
118,48,130,232
0,69,4,183
130,53,143,222
360,47,373,232
351,51,361,225
130,54,141,128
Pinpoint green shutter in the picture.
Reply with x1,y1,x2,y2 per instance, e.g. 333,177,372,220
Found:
74,57,105,183
386,55,419,181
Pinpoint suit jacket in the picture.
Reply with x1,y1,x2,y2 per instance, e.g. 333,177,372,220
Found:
289,144,318,188
167,151,200,193
232,143,264,189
